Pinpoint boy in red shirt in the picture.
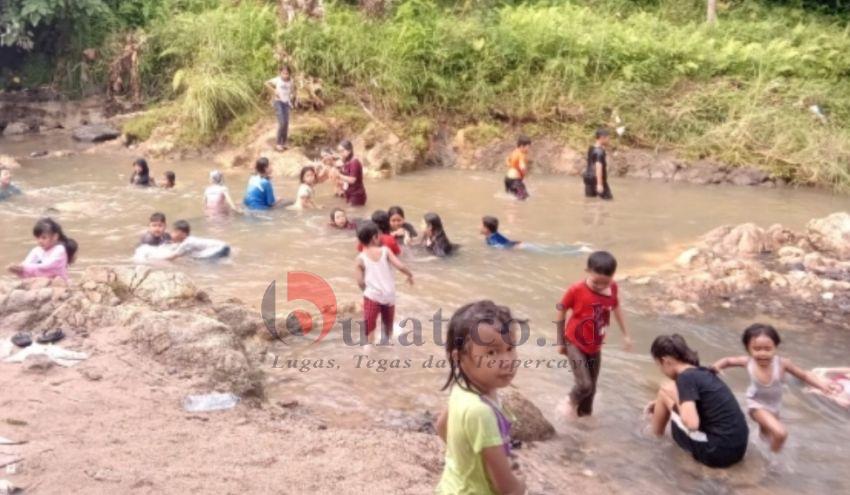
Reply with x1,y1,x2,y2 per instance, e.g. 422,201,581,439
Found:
556,251,632,417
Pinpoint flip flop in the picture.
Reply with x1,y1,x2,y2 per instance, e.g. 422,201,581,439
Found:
36,329,64,344
11,332,32,348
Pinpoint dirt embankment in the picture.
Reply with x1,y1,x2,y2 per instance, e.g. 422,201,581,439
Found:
3,92,779,190
0,266,609,494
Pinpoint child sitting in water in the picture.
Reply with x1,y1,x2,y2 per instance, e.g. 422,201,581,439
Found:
556,251,632,417
0,169,22,200
130,158,153,187
139,212,172,246
647,334,749,468
204,170,241,216
163,220,231,261
329,208,358,230
160,171,176,189
356,221,413,344
289,166,322,210
357,210,401,255
7,218,78,282
712,324,843,452
481,216,520,249
388,206,417,246
435,300,525,495
419,213,457,257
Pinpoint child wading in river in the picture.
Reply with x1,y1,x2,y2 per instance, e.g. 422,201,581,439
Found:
436,300,525,495
556,251,632,417
712,324,843,452
583,128,612,200
356,221,413,344
504,136,531,200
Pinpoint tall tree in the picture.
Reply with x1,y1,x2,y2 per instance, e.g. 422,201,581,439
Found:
707,0,718,24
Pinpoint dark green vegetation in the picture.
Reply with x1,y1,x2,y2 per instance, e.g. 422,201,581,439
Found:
3,1,849,188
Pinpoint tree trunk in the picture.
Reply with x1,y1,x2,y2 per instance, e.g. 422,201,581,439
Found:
707,0,717,24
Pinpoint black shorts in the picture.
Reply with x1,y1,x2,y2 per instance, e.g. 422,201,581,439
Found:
504,178,529,200
671,421,747,468
583,176,613,200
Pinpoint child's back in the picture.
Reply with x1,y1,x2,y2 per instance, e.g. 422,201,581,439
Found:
358,246,396,304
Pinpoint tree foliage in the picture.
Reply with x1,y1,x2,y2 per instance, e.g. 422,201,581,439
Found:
0,0,109,50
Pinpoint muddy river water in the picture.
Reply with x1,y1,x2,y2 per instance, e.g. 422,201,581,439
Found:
2,133,850,494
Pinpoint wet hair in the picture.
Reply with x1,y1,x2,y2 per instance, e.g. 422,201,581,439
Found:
371,210,390,234
442,300,515,392
255,157,270,175
388,206,405,219
596,128,610,139
330,207,346,224
424,212,454,256
299,165,316,184
650,334,700,367
587,251,617,276
482,215,499,234
742,323,781,348
173,220,191,235
210,170,223,184
339,140,354,160
517,135,531,147
164,171,176,186
356,220,380,245
149,212,166,223
33,218,78,264
131,158,150,185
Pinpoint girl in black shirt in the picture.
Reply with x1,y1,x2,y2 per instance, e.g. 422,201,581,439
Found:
646,334,749,468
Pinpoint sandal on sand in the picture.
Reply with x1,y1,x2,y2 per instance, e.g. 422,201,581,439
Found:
11,332,32,348
36,329,65,344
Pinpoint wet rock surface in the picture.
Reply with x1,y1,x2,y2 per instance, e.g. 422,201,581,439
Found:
72,123,121,142
626,212,850,328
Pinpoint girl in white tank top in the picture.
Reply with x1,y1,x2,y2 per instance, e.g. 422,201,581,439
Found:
712,323,843,452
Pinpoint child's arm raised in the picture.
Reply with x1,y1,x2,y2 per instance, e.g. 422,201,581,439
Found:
482,446,526,495
612,306,633,351
783,358,843,395
355,258,366,291
711,356,748,373
387,250,414,285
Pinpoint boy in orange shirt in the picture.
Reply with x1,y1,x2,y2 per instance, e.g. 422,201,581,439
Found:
504,135,531,200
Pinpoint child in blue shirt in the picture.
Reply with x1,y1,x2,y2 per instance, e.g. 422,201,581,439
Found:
243,157,283,210
481,216,520,249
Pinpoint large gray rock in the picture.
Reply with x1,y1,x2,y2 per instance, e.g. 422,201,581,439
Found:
807,212,850,261
502,388,555,442
72,123,121,142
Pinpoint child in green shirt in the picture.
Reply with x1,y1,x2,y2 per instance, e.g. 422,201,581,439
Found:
435,301,526,495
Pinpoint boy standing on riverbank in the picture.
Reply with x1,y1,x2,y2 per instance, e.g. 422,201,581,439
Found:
265,66,294,152
583,129,612,200
504,136,531,200
556,251,632,417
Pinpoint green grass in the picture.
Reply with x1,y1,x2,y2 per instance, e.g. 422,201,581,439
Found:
281,1,850,188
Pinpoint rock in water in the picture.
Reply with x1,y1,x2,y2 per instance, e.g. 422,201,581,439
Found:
807,212,850,261
72,123,121,142
502,388,555,442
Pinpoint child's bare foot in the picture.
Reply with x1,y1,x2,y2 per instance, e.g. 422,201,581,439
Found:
275,145,286,152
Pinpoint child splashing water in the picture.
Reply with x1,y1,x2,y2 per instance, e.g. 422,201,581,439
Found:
436,300,526,495
355,221,413,344
712,324,843,452
647,334,749,468
7,218,78,282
